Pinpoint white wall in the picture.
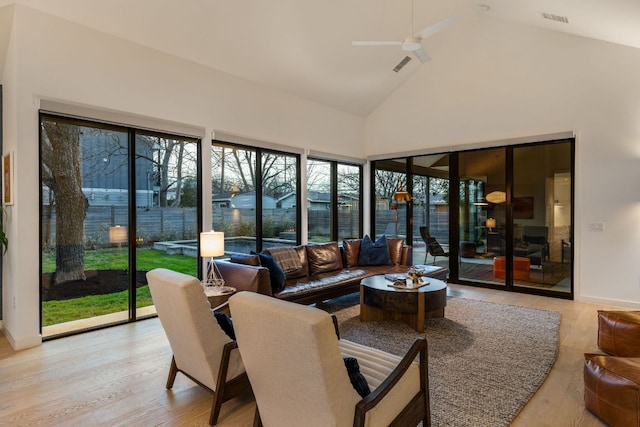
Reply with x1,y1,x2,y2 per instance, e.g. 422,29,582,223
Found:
366,16,640,307
1,5,364,349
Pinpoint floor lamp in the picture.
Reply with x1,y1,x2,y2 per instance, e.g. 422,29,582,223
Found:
200,230,225,290
393,190,412,238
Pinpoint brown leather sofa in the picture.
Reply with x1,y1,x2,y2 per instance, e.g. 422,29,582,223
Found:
584,310,640,427
215,237,448,306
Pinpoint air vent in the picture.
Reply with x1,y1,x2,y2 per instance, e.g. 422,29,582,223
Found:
393,56,412,73
542,12,569,23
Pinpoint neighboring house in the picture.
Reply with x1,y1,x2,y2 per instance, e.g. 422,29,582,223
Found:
278,191,359,210
42,130,158,208
307,190,329,210
213,191,277,209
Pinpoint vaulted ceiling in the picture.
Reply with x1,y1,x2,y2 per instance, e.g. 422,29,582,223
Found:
2,0,640,117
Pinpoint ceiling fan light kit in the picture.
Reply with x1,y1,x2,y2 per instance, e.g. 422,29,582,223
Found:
402,37,422,51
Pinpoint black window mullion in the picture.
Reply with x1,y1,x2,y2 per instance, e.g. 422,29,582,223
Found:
255,150,263,252
330,162,338,241
128,129,137,321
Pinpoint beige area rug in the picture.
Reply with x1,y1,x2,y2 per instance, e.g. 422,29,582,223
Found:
318,294,560,427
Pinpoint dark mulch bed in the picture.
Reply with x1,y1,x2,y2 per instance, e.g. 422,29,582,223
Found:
42,270,148,301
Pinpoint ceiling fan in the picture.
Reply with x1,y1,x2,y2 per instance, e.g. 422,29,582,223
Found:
352,1,460,68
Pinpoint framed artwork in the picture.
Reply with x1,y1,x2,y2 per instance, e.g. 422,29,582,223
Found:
3,151,13,205
513,196,534,219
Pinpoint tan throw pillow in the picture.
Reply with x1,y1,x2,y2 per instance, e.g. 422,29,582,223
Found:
265,246,308,279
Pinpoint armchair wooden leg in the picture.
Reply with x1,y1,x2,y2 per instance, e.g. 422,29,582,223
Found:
253,406,262,427
209,390,223,426
166,356,178,389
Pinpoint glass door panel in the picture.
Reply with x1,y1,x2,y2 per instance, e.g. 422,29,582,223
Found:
512,143,572,294
458,149,506,286
411,154,450,266
373,161,407,239
41,117,131,336
135,133,199,318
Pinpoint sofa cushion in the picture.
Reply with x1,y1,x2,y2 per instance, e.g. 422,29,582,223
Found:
307,242,343,275
229,254,261,266
269,247,303,274
342,239,361,267
386,237,405,265
255,252,286,292
265,245,309,279
358,235,392,266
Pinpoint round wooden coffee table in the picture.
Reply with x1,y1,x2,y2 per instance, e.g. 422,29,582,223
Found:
360,275,447,332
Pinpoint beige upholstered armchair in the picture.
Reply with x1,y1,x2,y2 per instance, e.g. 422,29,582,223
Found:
147,268,250,425
229,291,430,427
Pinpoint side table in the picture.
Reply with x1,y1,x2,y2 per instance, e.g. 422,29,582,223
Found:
204,286,236,314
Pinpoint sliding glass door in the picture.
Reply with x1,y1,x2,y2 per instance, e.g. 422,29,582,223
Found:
40,113,201,338
454,140,573,295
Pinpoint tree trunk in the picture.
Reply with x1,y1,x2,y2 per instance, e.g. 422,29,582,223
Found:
42,121,86,284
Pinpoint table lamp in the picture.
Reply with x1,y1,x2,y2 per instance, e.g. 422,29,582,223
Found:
486,218,496,232
200,230,225,289
109,225,127,247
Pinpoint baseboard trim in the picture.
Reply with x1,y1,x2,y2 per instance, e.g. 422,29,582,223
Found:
3,327,42,350
576,295,640,310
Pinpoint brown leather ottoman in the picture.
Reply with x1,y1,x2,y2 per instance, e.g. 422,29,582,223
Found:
584,354,640,427
598,310,640,356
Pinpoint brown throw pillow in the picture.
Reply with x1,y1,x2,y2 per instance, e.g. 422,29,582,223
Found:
386,237,405,265
307,242,342,275
343,239,361,267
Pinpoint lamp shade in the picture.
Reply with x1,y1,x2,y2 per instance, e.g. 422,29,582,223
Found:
109,225,128,244
393,190,412,202
200,231,225,257
486,191,506,204
486,218,496,229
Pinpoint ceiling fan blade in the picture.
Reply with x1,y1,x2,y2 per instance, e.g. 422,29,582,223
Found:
352,40,402,46
413,47,431,63
417,15,461,39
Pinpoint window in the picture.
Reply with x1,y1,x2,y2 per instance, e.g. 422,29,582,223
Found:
211,141,300,253
307,159,362,243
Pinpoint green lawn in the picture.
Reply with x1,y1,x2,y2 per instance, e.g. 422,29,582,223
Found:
42,248,197,326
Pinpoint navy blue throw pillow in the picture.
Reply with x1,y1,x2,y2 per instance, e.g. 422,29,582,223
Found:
213,312,236,340
344,357,371,398
253,251,287,292
357,235,392,266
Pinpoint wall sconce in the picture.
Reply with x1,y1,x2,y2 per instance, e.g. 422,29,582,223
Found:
200,230,225,290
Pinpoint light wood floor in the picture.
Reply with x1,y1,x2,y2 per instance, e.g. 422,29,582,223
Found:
0,284,617,426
